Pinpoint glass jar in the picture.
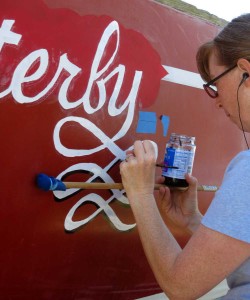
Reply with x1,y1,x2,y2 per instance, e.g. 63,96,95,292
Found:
162,133,196,187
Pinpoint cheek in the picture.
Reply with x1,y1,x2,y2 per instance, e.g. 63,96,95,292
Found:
218,92,233,110
218,82,237,109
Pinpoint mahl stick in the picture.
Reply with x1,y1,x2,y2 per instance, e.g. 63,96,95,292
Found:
37,173,218,192
63,182,218,192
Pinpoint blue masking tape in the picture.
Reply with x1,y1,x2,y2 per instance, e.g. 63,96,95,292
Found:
136,111,157,134
160,115,170,137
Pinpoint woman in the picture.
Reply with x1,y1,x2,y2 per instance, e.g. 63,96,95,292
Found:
120,14,250,299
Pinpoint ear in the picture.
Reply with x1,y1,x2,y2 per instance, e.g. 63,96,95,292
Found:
237,58,250,71
237,58,250,86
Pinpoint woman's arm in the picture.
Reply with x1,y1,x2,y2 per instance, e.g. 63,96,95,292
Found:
120,140,250,299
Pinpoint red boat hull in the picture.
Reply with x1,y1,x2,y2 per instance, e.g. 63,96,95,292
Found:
0,1,245,299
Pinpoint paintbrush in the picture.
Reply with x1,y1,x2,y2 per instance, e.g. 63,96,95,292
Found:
36,173,218,192
155,164,178,169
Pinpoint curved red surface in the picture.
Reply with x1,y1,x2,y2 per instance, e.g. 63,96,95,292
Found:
0,0,246,299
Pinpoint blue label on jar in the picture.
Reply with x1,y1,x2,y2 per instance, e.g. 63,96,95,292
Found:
165,147,175,168
162,147,195,179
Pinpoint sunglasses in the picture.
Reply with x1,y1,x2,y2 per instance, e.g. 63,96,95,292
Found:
203,65,237,98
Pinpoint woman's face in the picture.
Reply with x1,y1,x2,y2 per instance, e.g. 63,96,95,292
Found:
208,51,250,132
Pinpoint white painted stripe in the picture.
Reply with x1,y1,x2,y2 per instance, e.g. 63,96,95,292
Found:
162,65,205,89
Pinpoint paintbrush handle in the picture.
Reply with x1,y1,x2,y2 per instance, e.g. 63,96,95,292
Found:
64,182,218,192
64,182,124,190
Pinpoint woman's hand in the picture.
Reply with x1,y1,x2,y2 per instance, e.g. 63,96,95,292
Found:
120,140,157,203
156,174,202,234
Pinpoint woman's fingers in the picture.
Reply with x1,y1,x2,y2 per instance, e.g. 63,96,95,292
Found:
156,175,165,184
185,174,198,191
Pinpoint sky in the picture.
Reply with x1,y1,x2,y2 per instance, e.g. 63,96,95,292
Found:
183,0,250,21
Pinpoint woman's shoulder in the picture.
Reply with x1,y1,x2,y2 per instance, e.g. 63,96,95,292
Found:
226,150,250,173
231,149,250,161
